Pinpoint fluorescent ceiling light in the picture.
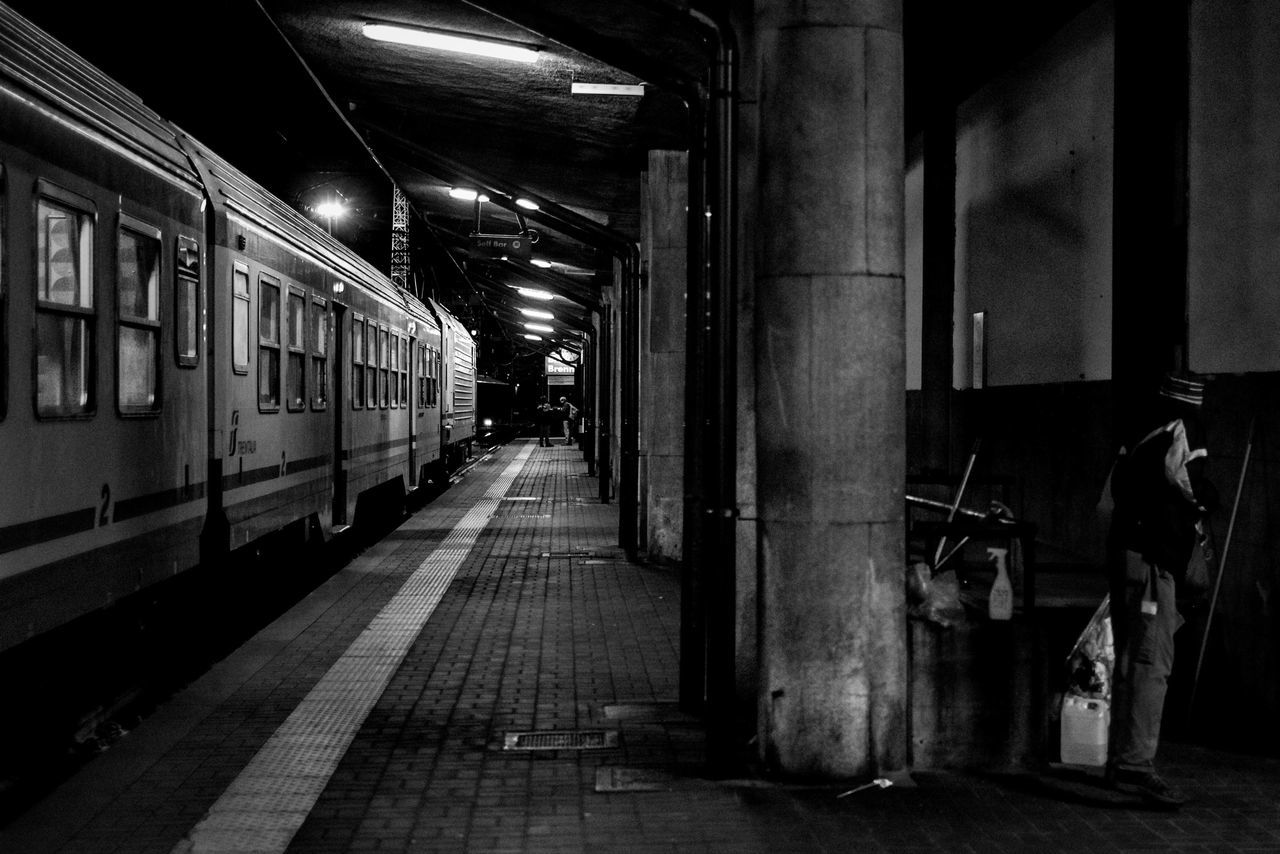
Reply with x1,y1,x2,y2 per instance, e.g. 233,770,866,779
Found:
363,23,539,63
572,82,646,97
519,308,555,320
449,187,489,202
516,287,554,301
523,322,555,333
530,258,552,268
522,333,543,341
515,198,540,210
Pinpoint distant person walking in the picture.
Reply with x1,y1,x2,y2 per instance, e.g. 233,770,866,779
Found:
559,396,579,446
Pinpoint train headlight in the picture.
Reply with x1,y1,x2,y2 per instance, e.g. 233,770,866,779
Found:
482,418,493,428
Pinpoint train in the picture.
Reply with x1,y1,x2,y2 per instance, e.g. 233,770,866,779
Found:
0,4,476,656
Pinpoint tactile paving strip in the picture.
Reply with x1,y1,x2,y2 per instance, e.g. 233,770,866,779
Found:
171,445,535,854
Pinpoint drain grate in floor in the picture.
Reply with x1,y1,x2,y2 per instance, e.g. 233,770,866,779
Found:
503,730,619,751
538,550,597,558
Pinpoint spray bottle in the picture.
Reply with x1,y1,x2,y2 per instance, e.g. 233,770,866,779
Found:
987,546,1012,620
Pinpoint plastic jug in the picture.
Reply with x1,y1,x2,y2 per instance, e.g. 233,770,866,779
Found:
1060,695,1109,766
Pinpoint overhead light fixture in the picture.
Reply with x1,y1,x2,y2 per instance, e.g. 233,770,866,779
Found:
449,187,489,202
515,198,540,211
363,23,540,63
522,333,543,341
519,308,555,320
523,322,554,333
572,82,646,97
315,201,346,219
516,287,554,301
530,258,553,269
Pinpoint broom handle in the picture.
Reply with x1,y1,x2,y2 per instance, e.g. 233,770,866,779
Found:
933,439,981,567
1189,416,1255,714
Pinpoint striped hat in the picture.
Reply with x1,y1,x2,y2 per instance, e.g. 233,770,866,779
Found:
1159,371,1206,407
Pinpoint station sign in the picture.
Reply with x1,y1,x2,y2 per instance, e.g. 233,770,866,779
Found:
545,356,575,375
470,232,532,260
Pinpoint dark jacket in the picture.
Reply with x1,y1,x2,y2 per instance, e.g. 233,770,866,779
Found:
1108,418,1211,579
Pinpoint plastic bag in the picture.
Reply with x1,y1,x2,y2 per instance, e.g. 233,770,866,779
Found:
907,562,965,628
1064,595,1113,700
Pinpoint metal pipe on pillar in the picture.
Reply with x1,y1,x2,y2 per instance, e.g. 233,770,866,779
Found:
619,247,641,557
695,7,739,772
583,326,597,476
597,308,613,504
680,88,709,715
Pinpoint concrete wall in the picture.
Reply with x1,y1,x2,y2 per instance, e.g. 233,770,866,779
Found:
1188,0,1280,373
951,2,1114,389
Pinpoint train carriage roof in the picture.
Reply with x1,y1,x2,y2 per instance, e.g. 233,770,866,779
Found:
0,4,195,187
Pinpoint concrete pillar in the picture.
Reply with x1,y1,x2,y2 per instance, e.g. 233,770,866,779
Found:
755,0,907,777
641,151,689,561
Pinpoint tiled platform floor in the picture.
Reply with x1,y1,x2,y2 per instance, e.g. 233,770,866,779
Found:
2,439,1279,853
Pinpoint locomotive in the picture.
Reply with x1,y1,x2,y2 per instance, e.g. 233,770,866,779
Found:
0,4,476,655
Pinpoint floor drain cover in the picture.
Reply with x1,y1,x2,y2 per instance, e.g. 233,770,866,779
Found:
504,730,619,751
539,551,597,558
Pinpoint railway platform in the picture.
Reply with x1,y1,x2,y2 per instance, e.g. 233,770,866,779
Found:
2,438,1279,854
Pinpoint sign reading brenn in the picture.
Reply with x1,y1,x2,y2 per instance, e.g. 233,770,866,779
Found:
545,356,574,375
470,233,532,260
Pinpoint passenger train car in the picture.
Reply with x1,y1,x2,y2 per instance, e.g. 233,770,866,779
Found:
0,4,475,655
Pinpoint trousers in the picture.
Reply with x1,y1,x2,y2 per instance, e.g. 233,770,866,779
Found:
1108,549,1181,771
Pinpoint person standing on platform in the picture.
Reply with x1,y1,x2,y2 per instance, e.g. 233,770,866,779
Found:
559,396,579,446
536,399,553,447
1102,371,1216,809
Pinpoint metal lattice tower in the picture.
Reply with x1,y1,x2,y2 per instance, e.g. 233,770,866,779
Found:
390,185,409,291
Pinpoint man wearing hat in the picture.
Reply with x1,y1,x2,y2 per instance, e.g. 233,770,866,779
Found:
1102,371,1215,808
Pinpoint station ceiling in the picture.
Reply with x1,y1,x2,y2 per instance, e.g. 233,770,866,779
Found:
5,0,1093,372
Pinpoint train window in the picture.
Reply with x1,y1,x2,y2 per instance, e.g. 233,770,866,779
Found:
258,275,280,410
285,287,305,411
390,332,399,407
379,327,390,408
35,192,95,418
351,313,364,409
175,236,199,367
364,318,376,408
400,336,409,407
116,219,161,415
311,297,327,410
232,263,249,373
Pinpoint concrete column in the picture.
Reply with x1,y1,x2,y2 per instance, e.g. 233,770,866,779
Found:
755,0,907,777
641,151,689,561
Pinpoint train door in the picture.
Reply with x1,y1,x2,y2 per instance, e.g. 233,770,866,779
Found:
332,301,347,525
407,332,417,487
